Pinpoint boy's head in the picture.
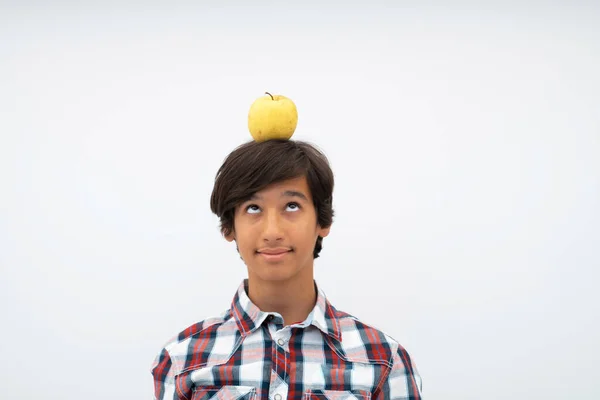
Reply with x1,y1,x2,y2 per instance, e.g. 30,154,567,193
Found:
210,139,334,264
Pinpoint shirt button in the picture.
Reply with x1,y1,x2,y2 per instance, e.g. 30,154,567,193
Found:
277,338,285,346
274,394,282,400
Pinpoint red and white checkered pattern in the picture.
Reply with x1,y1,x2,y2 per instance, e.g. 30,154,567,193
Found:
151,280,422,399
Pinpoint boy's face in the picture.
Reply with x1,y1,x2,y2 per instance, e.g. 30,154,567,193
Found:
226,175,330,283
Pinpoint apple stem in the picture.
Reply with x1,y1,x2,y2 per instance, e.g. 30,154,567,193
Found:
265,92,274,100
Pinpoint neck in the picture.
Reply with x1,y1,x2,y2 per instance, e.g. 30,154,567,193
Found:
246,268,317,326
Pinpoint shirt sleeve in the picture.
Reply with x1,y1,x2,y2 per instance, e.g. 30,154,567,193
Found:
376,345,423,399
151,347,178,400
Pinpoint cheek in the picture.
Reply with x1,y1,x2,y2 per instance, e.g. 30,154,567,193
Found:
234,228,259,250
235,230,251,245
293,223,320,244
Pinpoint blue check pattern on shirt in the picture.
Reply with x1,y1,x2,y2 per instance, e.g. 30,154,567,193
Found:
151,280,422,399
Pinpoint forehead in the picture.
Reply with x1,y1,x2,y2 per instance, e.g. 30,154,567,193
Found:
253,176,311,198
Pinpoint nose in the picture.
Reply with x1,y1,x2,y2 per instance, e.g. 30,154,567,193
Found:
261,209,284,242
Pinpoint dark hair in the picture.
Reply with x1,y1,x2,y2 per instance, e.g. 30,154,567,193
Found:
210,139,334,258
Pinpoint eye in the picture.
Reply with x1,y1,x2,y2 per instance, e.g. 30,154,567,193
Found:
286,202,301,212
245,204,261,214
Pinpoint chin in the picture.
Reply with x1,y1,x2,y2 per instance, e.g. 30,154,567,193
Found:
255,268,298,282
248,263,303,283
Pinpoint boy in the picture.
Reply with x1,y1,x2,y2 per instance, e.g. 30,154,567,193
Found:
151,139,423,399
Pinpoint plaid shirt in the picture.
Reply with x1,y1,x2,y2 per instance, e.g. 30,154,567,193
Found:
151,280,423,400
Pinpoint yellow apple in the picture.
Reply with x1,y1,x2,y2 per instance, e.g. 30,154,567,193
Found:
248,92,298,142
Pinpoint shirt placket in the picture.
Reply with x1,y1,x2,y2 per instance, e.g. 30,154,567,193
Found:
267,319,292,400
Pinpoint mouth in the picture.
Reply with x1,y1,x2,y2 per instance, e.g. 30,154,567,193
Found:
256,248,293,262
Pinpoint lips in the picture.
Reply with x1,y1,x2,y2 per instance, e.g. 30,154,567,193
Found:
257,247,292,255
256,248,292,262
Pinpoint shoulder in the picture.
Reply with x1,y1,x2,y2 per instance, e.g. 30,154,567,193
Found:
333,307,414,367
333,308,423,396
152,308,234,373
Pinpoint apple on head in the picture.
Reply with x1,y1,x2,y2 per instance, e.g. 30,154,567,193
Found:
248,92,298,142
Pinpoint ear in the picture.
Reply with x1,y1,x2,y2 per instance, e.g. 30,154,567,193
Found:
317,224,331,239
225,231,236,242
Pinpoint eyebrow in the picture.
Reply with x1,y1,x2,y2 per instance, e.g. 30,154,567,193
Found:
249,190,309,202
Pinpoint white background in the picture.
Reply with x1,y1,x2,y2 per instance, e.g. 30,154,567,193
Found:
1,2,599,399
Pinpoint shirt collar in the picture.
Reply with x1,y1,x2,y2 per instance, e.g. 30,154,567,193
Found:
230,279,342,342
